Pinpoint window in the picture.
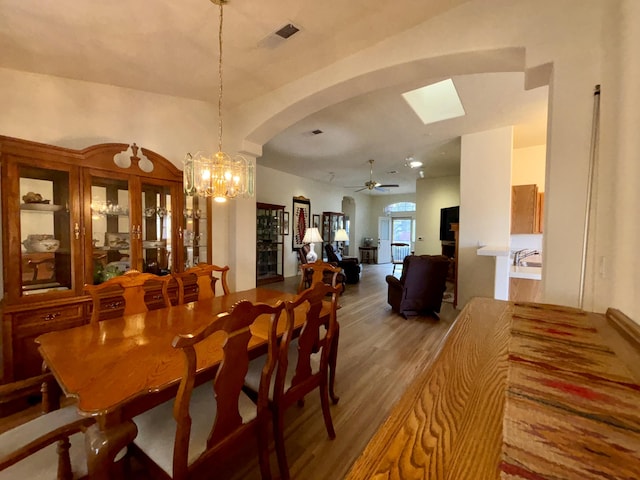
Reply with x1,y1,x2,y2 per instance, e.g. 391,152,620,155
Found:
384,202,416,214
392,217,414,243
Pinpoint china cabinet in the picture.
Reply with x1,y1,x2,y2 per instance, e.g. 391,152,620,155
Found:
321,211,345,260
0,136,192,381
256,202,284,285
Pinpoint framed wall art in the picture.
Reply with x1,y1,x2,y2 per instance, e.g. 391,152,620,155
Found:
283,211,290,235
312,214,320,229
292,196,310,250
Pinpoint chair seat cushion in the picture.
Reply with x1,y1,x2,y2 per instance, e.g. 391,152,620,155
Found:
133,382,257,475
0,404,88,480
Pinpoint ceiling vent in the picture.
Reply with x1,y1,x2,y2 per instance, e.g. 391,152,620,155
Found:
275,23,299,39
258,23,301,49
311,129,323,135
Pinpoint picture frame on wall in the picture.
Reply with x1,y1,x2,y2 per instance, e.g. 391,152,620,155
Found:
292,196,310,250
283,211,290,235
312,214,320,229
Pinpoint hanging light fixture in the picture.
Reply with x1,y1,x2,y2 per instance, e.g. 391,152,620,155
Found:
183,0,254,203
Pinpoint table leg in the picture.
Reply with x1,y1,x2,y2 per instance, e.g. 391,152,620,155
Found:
329,322,340,404
85,419,137,479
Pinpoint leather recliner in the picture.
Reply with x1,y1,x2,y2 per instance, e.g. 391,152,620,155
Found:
324,244,361,284
385,254,450,318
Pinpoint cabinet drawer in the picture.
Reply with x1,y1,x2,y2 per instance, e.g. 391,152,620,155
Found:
13,303,84,328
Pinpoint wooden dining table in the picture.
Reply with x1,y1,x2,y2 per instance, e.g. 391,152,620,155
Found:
36,287,332,479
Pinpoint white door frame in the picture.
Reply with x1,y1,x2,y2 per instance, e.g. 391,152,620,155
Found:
378,216,391,263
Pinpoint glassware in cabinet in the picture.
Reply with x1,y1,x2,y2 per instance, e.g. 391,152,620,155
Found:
256,203,284,285
88,176,131,284
18,164,75,297
182,195,209,269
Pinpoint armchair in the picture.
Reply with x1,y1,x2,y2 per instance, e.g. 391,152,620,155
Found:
385,255,450,318
324,244,361,284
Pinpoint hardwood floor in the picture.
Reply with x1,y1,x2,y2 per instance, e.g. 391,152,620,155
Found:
0,263,460,479
220,263,459,480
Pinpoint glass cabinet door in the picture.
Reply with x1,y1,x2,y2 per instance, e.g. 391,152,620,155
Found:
256,203,284,285
182,196,208,269
18,165,75,297
141,182,173,275
88,176,131,284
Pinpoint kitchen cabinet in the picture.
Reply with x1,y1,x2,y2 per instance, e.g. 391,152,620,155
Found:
321,211,345,260
0,136,189,381
511,184,544,234
509,277,542,303
256,202,284,285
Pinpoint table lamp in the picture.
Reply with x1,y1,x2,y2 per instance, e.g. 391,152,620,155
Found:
302,227,323,262
334,228,349,256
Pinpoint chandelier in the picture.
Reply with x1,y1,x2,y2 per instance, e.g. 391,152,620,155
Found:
184,0,254,203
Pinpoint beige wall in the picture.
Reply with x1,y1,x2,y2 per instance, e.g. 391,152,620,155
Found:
588,0,640,319
415,176,461,256
256,165,371,277
512,145,546,191
458,127,513,307
237,0,614,312
2,0,638,321
0,67,261,291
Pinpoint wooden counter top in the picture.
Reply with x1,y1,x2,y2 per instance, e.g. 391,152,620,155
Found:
347,297,512,479
346,298,640,480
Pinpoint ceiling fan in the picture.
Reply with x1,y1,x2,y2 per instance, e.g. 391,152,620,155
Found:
347,159,399,192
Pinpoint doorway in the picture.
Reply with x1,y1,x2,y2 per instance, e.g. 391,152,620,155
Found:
377,217,391,263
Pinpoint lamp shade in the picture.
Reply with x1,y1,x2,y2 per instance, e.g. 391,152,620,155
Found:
302,227,323,244
334,228,349,242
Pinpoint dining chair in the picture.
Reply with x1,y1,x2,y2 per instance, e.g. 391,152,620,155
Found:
131,299,287,480
0,373,94,479
84,269,172,323
297,261,344,294
172,268,218,305
245,280,341,480
390,242,410,275
199,263,230,296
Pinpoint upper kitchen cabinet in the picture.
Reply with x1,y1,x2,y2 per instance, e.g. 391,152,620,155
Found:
511,184,544,234
0,136,187,380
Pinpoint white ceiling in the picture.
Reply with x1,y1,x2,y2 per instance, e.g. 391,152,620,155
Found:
0,0,548,195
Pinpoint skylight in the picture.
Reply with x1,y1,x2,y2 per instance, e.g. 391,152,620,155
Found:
402,79,465,125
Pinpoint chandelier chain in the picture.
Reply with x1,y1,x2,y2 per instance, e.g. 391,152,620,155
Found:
183,0,254,202
217,2,224,154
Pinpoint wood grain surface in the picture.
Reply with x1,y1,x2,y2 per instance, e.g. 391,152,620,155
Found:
36,287,298,415
346,297,512,480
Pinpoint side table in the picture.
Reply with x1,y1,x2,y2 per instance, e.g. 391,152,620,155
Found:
359,246,378,264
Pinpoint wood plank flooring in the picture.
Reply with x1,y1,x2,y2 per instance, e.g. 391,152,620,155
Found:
0,263,460,479
220,263,459,480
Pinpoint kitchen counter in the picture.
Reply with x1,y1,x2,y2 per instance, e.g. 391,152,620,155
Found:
510,265,542,280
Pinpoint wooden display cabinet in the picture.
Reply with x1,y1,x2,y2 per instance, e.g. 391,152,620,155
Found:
256,202,284,285
321,211,345,260
0,136,189,382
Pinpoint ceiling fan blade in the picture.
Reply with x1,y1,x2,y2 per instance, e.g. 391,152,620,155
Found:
377,184,399,188
354,187,366,192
